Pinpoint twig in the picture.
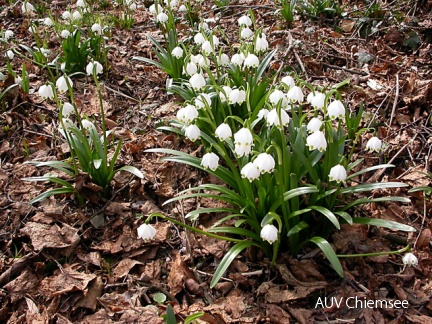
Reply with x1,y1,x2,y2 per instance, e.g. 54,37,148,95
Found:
388,74,399,127
271,32,293,87
321,63,368,76
104,84,140,103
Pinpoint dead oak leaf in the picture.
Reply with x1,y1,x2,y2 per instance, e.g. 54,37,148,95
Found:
112,258,143,280
4,269,39,303
167,253,197,296
73,276,104,311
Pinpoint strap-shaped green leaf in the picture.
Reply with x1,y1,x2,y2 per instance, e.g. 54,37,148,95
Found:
310,206,340,229
352,217,416,232
339,182,408,194
309,236,344,277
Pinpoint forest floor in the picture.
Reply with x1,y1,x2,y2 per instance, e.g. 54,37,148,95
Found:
1,0,432,323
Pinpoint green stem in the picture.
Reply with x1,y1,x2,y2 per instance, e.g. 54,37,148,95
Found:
336,244,410,258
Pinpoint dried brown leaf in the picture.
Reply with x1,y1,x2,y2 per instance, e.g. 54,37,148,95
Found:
167,253,196,296
112,258,143,280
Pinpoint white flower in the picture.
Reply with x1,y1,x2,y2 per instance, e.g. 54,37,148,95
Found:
266,109,290,128
257,109,269,120
189,73,206,91
28,25,37,33
255,35,268,52
184,124,200,141
56,75,73,93
62,102,74,118
198,55,210,67
156,12,169,23
166,0,178,8
61,117,74,130
240,27,254,39
6,50,14,60
329,165,347,183
269,89,288,107
310,92,326,110
129,2,137,10
201,152,219,171
234,128,253,157
177,105,198,124
184,62,197,76
287,86,304,103
218,53,230,66
40,48,50,57
244,53,259,68
43,17,53,26
402,252,418,267
253,153,275,174
215,123,232,141
219,86,232,102
62,10,72,20
86,61,103,75
91,23,102,35
200,22,209,31
327,100,345,120
76,0,87,7
366,136,382,152
171,46,183,59
72,10,82,20
60,30,70,38
178,4,186,12
38,84,54,100
281,75,295,88
190,53,202,64
201,40,213,55
81,119,94,130
306,131,327,152
228,89,246,105
238,15,252,27
4,30,14,41
212,35,219,48
231,53,244,66
260,224,278,244
307,117,323,133
149,3,163,14
137,224,157,241
21,2,35,13
194,93,211,109
241,162,260,182
194,32,205,45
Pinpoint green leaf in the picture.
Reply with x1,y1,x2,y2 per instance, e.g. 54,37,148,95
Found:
352,217,416,232
408,186,432,193
153,292,166,304
164,305,177,324
115,165,144,179
208,227,261,242
334,211,353,224
346,164,395,181
342,196,410,210
210,241,255,288
287,221,309,236
184,312,205,324
310,206,340,229
309,237,344,277
339,182,408,194
185,207,239,220
29,187,76,204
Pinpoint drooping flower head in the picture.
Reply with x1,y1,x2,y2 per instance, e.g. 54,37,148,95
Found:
201,152,219,171
327,100,345,120
137,223,157,241
329,165,347,183
306,131,327,152
366,136,382,153
215,123,232,141
241,162,260,182
253,153,275,174
402,252,418,267
234,128,253,157
260,224,278,244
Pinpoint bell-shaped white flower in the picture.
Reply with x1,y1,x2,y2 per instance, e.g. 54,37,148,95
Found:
81,119,94,130
402,252,418,267
178,4,186,12
260,224,278,244
269,89,288,107
177,105,198,124
243,53,259,68
366,136,382,152
22,2,35,13
194,93,211,109
255,35,268,52
137,223,157,241
184,124,200,141
62,102,74,118
86,61,103,75
189,73,206,91
91,23,102,35
228,89,246,105
219,86,232,102
60,30,70,38
194,32,205,45
231,53,244,66
38,84,54,100
198,55,210,67
44,17,53,27
6,50,14,60
238,15,252,27
156,12,169,23
40,48,50,57
62,10,72,20
306,131,327,152
241,162,260,182
327,100,345,120
201,40,213,55
329,165,347,183
201,152,219,171
234,128,253,157
129,2,137,10
254,153,275,174
212,35,220,48
281,76,295,88
61,117,74,130
266,109,290,128
184,62,197,76
4,30,14,41
218,53,230,66
56,75,73,93
257,109,269,120
72,10,82,20
149,3,163,14
310,92,326,110
215,123,232,141
240,27,254,39
287,86,304,103
307,117,323,133
76,0,87,7
171,46,183,59
28,25,37,33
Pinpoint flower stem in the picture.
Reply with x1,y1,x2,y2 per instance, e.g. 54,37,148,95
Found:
336,244,410,258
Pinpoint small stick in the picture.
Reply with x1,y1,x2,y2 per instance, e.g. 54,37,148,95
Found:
388,74,399,127
321,63,369,76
